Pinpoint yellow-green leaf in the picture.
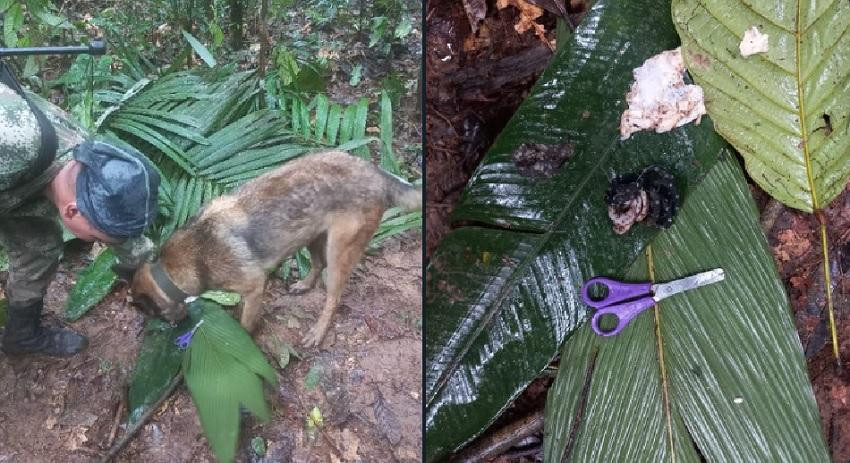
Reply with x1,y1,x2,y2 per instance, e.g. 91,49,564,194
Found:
672,0,850,212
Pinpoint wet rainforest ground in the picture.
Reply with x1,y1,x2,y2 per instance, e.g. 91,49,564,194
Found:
0,232,421,463
425,0,850,460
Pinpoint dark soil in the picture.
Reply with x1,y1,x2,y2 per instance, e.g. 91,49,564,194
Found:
425,0,561,257
0,232,421,463
765,186,850,462
425,0,850,461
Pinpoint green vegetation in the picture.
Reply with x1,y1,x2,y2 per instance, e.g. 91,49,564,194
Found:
1,0,419,460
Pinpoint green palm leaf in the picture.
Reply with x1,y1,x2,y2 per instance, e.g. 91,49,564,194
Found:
64,248,118,321
128,318,192,423
183,300,277,463
672,0,850,367
424,1,728,459
672,0,850,212
544,155,827,461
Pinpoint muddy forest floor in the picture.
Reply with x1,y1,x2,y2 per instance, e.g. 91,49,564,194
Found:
0,0,422,461
0,232,421,463
425,0,850,461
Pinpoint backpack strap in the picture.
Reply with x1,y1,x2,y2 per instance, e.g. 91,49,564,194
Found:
0,60,58,180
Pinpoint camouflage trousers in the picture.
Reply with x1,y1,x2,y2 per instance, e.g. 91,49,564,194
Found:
0,198,63,306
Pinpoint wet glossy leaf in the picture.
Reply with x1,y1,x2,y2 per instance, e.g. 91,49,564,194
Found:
64,248,118,321
127,318,190,423
424,0,730,460
544,155,828,461
672,0,850,212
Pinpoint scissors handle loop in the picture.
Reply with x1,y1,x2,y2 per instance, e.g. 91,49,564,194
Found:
590,297,656,336
580,277,652,308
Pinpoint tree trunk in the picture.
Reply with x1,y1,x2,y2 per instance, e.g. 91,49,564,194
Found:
186,0,195,68
258,0,270,77
229,0,244,50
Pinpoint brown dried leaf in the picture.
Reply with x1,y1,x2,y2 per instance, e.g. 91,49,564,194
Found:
524,0,567,19
496,0,552,50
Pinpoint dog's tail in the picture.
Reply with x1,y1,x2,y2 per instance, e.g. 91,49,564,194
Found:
380,170,422,212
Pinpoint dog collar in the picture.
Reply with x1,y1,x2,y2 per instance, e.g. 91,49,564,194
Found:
150,260,190,303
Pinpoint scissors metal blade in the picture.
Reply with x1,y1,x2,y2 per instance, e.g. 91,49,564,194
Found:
651,268,725,301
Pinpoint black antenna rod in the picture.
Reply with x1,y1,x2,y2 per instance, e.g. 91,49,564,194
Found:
0,38,106,57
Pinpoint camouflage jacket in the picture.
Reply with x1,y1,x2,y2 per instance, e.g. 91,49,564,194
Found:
0,81,154,266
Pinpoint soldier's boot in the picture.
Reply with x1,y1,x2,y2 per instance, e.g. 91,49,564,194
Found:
1,299,88,357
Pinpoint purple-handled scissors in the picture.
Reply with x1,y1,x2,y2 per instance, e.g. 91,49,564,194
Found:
581,268,725,336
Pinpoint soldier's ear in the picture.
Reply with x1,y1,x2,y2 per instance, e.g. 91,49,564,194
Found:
60,202,78,220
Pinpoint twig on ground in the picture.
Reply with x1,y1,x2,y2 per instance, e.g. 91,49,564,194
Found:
106,390,127,448
760,198,784,235
98,373,183,463
291,383,345,460
74,446,105,458
454,407,545,463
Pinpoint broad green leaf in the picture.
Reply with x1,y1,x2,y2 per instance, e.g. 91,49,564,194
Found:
210,21,225,47
189,301,277,384
424,0,730,460
182,30,218,68
127,318,190,423
3,4,22,48
65,248,118,321
201,290,241,306
672,0,850,212
0,247,7,272
183,300,276,463
32,7,71,28
544,155,828,461
0,298,6,327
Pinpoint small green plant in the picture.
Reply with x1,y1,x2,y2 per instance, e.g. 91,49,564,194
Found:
305,406,324,440
251,436,267,456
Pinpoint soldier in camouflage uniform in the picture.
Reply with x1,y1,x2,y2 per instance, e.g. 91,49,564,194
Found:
0,70,159,357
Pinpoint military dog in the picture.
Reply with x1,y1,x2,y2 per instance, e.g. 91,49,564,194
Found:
129,150,421,347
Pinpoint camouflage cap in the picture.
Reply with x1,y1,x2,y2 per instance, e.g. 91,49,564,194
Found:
74,139,160,239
